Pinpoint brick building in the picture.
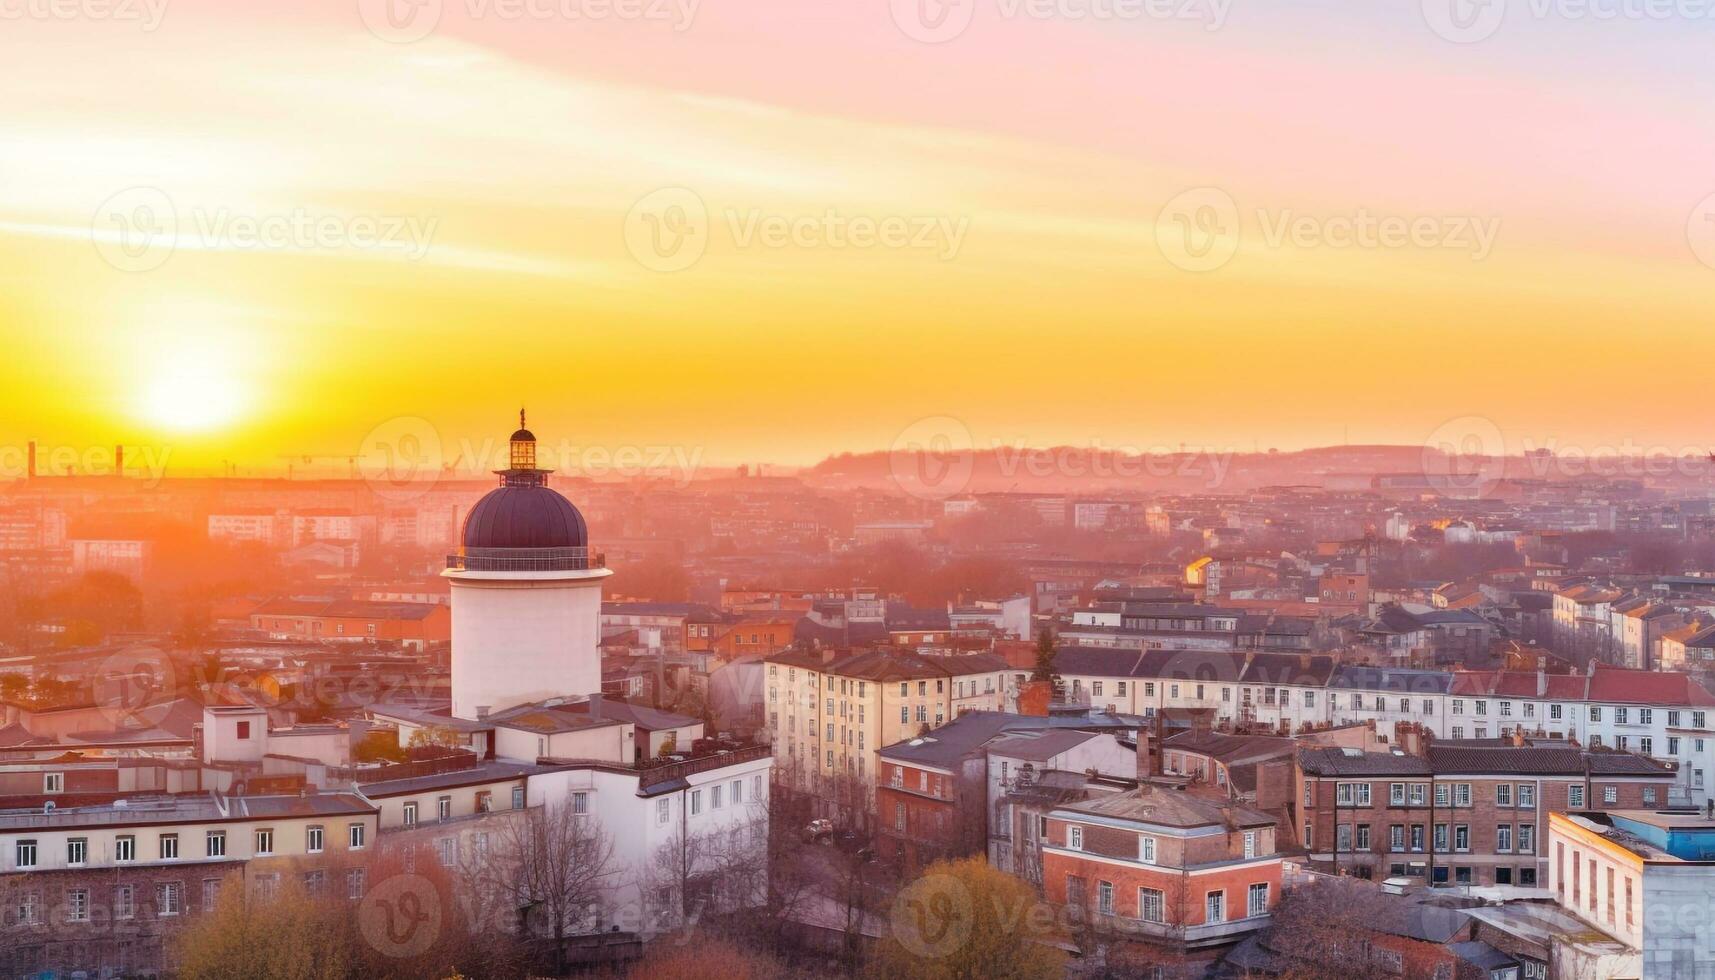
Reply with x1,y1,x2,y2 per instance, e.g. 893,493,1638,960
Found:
1297,741,1676,886
1039,785,1282,950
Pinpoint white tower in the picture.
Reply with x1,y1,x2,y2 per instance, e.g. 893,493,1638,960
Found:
444,414,612,720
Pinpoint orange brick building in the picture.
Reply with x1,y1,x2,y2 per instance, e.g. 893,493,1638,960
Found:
1039,786,1282,950
249,598,450,649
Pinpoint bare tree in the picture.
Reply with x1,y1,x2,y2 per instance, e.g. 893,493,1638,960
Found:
479,792,618,975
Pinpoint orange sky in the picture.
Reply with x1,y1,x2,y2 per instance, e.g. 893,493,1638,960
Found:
2,1,1714,476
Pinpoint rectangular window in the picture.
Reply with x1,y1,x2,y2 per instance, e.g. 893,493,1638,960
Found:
438,796,452,822
67,888,89,922
115,885,134,919
254,829,274,856
691,790,703,815
1390,825,1405,851
572,791,589,815
349,823,366,849
306,826,324,853
1518,825,1534,853
160,834,179,860
1497,826,1513,852
1097,880,1113,916
1205,891,1225,923
1497,784,1512,807
67,837,87,866
403,802,419,826
202,878,221,912
1139,887,1165,923
206,831,226,858
1069,826,1084,850
116,835,135,862
1518,784,1535,809
1140,835,1156,864
513,786,526,809
348,868,367,900
1570,784,1585,807
157,882,182,917
1248,883,1269,918
1454,825,1470,851
1603,785,1618,804
1243,831,1257,859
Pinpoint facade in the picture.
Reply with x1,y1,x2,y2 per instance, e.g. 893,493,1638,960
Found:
1296,742,1675,887
765,648,1010,792
1040,786,1282,949
1050,646,1715,805
248,598,451,649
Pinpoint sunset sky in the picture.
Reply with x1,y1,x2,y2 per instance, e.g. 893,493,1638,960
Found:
3,0,1714,475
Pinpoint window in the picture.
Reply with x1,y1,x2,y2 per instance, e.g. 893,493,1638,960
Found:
16,890,39,924
1518,784,1535,809
1569,784,1585,807
1603,785,1618,805
437,838,455,867
206,831,226,858
1140,835,1157,864
572,792,589,815
1097,880,1114,916
157,882,183,917
1518,825,1534,853
1206,890,1225,923
895,803,905,832
256,874,279,902
712,785,724,809
1433,824,1448,851
1590,706,1602,722
732,779,744,804
1390,825,1404,851
403,802,419,826
115,885,134,919
1644,787,1657,805
202,878,221,912
348,868,367,900
116,835,135,862
1454,825,1469,851
1139,887,1165,923
255,829,274,856
476,791,492,813
349,823,366,849
438,796,452,822
1497,826,1513,852
1356,825,1371,850
1615,707,1629,725
1390,783,1406,805
1496,784,1512,807
1243,831,1257,859
43,772,63,793
67,837,87,866
1336,825,1353,851
1069,826,1084,850
1640,708,1653,725
1434,784,1449,807
512,786,526,809
306,826,324,853
1551,703,1563,720
1411,825,1424,851
1248,883,1269,918
656,798,670,824
67,888,88,922
160,834,179,860
1453,784,1472,807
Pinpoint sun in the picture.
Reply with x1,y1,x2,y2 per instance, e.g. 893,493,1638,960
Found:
135,351,249,433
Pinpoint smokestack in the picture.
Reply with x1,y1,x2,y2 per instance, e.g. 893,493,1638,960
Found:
26,441,35,480
115,445,123,479
587,693,602,721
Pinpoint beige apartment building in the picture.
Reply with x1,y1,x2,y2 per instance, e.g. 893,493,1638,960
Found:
765,648,1012,797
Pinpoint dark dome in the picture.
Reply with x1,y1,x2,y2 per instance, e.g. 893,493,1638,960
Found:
462,484,587,550
510,428,536,443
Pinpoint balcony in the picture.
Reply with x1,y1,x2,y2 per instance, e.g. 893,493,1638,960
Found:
446,547,598,572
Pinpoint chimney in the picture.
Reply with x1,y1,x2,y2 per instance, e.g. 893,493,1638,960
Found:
587,693,603,721
114,445,123,478
1509,727,1527,748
